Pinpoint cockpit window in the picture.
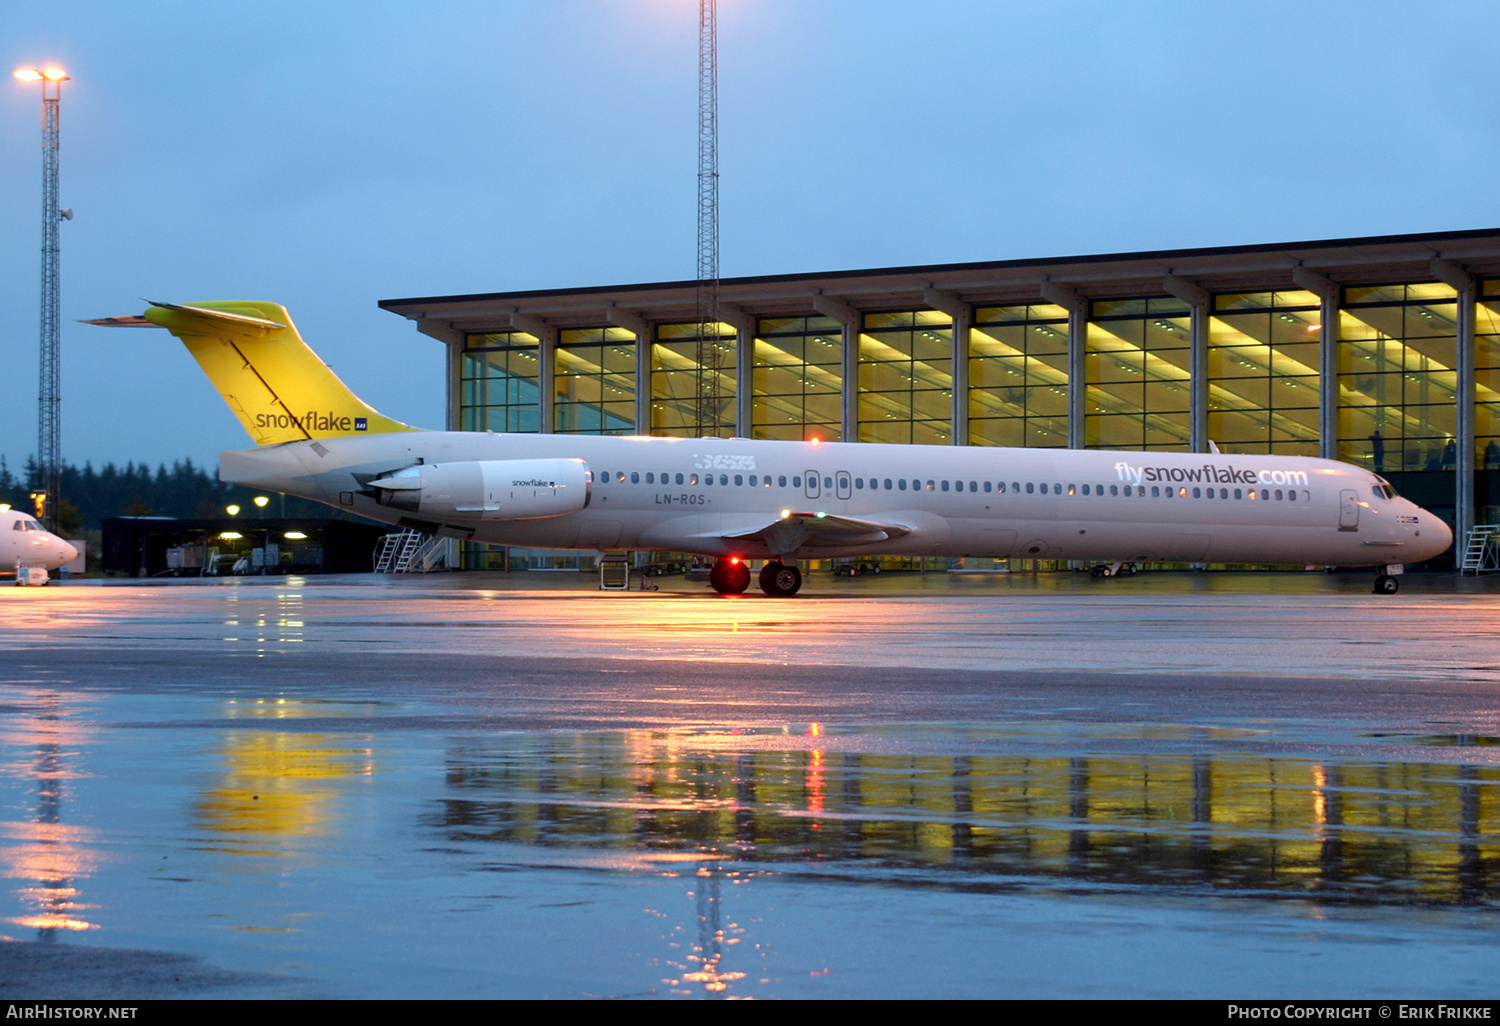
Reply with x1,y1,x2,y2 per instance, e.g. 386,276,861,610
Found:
1372,476,1398,499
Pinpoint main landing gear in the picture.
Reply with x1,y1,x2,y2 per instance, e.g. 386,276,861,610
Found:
707,557,802,597
758,560,802,597
1088,561,1137,579
709,557,751,594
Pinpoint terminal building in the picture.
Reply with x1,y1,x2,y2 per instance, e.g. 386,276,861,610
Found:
380,228,1500,570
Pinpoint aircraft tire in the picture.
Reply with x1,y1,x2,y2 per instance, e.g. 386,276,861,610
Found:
1374,574,1400,594
710,558,751,594
759,561,802,597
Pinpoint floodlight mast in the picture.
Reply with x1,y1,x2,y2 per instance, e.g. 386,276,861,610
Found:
15,66,68,532
694,0,721,438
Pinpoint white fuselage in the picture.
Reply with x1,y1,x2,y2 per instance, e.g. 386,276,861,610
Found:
219,433,1453,568
1,510,78,572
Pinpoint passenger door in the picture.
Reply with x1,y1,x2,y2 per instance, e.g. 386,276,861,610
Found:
1339,489,1360,531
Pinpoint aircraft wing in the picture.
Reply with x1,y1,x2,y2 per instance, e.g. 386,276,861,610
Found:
722,511,911,557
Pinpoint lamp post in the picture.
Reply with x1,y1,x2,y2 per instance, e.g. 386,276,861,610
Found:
14,66,70,534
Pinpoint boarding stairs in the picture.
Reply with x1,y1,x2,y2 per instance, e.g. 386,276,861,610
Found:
375,529,447,573
1458,525,1500,575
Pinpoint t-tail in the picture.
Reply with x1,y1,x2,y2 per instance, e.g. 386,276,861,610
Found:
84,300,415,446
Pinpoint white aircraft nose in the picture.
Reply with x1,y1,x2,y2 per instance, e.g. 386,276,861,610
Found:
58,541,78,565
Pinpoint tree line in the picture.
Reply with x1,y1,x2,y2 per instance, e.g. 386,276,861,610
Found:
0,455,352,534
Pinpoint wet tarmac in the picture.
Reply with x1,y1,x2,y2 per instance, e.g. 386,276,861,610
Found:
3,570,1500,998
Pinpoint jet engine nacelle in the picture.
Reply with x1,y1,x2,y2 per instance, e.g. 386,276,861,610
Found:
366,458,591,521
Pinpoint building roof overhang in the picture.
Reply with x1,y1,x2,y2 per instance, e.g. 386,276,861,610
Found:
380,227,1500,341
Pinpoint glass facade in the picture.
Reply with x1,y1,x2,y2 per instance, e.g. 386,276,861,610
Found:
1085,297,1192,451
969,303,1070,448
1337,283,1458,473
441,242,1500,551
752,316,843,441
460,331,541,433
1208,291,1321,456
1479,280,1500,470
858,310,952,445
651,322,736,438
555,327,637,435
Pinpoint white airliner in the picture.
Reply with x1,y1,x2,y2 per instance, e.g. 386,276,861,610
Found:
88,301,1453,595
1,508,77,584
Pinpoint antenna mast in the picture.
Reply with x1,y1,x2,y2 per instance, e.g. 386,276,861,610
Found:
694,0,721,437
14,66,69,532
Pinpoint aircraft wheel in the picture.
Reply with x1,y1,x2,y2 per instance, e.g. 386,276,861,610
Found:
759,561,802,597
709,558,751,594
1374,574,1400,594
1089,565,1104,579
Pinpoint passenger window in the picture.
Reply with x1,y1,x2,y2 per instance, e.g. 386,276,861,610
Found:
1233,488,1242,499
779,476,787,487
855,478,863,489
675,473,684,485
646,472,655,484
884,479,892,490
1068,484,1076,496
899,479,907,491
941,481,950,492
734,474,743,486
749,475,758,486
824,477,833,490
1026,482,1035,494
793,476,801,487
689,473,698,486
984,481,992,493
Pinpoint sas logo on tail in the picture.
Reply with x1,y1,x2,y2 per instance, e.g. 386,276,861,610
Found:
253,410,368,432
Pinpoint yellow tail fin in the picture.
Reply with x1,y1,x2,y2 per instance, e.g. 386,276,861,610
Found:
142,301,415,446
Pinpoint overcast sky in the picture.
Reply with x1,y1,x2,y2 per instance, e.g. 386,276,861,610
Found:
3,0,1498,476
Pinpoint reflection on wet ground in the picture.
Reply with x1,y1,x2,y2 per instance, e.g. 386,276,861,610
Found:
4,680,1500,997
438,725,1500,910
5,582,1500,996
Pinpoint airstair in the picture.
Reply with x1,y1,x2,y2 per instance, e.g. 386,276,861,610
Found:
374,530,447,573
1457,525,1500,574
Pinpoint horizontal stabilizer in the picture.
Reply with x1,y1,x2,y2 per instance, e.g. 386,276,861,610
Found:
79,315,157,327
142,300,288,337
